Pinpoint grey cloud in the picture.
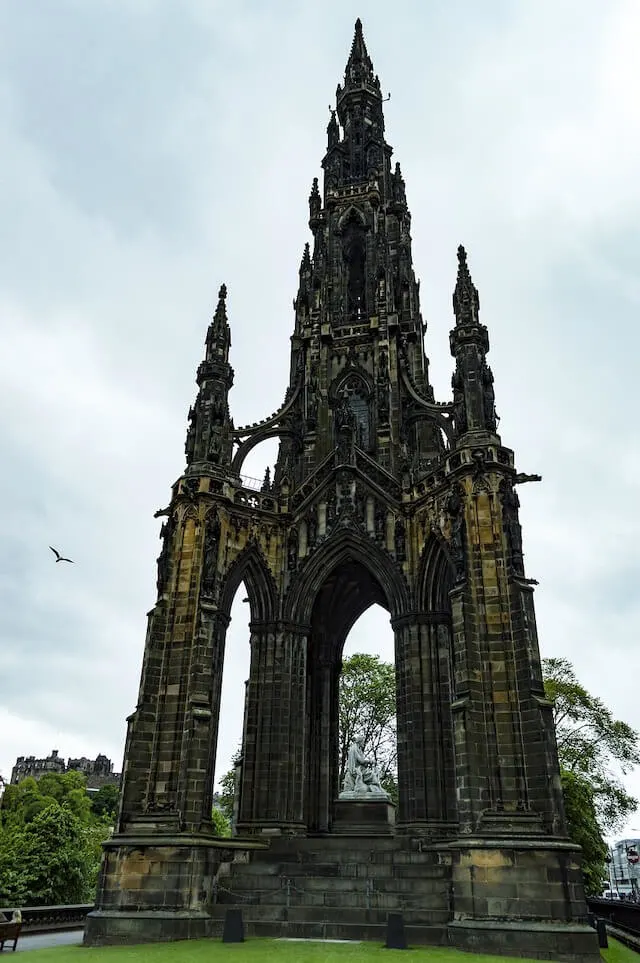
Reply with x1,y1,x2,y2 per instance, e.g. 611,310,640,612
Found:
0,1,638,824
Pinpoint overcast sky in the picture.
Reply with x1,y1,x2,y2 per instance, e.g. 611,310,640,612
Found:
1,0,638,838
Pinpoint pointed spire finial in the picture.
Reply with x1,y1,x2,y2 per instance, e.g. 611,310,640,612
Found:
343,17,375,91
453,245,480,325
213,283,228,324
300,242,311,272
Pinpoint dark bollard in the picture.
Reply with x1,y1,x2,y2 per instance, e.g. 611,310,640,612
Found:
386,912,407,950
222,908,244,943
596,918,608,949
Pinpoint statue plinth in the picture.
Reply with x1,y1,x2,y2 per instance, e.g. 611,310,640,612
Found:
333,797,395,834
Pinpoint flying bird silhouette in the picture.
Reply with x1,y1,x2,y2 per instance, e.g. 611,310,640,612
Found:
49,546,74,564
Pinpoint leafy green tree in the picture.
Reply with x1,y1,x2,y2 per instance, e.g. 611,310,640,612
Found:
218,747,242,826
560,770,608,897
0,804,93,906
0,770,117,905
339,653,397,801
543,657,639,832
90,784,120,822
211,806,231,838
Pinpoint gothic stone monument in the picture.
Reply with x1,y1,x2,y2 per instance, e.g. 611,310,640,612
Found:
85,20,599,958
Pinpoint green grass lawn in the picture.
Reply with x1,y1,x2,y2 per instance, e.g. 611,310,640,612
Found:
12,936,634,963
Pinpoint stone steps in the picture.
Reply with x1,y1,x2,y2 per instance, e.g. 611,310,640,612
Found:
229,861,449,880
212,902,449,923
219,874,449,898
211,917,448,944
214,835,451,945
250,848,443,866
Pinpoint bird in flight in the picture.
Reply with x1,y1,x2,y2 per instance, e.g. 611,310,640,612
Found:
49,546,74,564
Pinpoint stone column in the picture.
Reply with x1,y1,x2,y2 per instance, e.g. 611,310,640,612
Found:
237,622,308,834
305,654,337,832
393,613,456,832
176,605,229,831
449,485,567,833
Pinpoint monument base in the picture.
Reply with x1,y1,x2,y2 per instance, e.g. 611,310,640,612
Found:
332,798,395,834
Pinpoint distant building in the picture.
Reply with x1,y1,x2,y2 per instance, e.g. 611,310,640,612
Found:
606,839,640,897
10,749,121,792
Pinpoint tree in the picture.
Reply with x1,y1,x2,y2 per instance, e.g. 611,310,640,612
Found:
91,784,120,823
543,657,640,832
560,770,608,897
211,807,231,838
339,653,397,800
0,804,94,906
218,747,242,826
0,770,117,906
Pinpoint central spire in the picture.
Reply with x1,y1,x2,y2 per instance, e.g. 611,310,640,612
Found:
342,18,378,93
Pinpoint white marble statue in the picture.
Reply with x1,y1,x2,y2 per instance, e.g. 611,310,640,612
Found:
339,734,390,800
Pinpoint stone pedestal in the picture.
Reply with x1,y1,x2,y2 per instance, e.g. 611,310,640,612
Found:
83,832,269,946
332,798,395,834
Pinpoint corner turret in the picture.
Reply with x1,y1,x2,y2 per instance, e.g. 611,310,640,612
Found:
184,284,235,470
449,246,499,441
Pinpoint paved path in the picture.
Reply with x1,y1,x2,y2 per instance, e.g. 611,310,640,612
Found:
16,929,84,952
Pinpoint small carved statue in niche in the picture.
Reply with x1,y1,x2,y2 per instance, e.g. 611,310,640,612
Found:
208,430,222,464
375,505,387,544
185,405,197,463
210,397,225,426
306,367,319,429
307,511,318,548
335,394,356,433
394,518,406,561
325,488,337,533
287,528,299,571
482,362,497,432
201,514,221,597
451,369,467,436
156,515,175,595
446,487,466,583
501,482,524,573
377,350,389,421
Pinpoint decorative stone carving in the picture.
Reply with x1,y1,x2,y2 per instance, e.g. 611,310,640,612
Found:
394,517,406,561
339,735,390,800
306,366,319,430
156,514,175,596
201,513,221,598
500,480,524,574
335,394,356,433
307,509,318,548
325,487,337,533
185,406,197,464
376,349,389,422
374,504,387,544
451,368,467,436
208,430,222,464
482,361,497,432
446,485,466,584
287,528,299,570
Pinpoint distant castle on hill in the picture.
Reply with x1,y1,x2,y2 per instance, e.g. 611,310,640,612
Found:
10,749,121,792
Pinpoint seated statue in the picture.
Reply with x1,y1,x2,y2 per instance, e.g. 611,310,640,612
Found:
339,735,390,800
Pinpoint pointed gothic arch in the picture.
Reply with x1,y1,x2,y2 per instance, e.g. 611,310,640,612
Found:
418,531,456,614
219,543,278,624
285,526,410,628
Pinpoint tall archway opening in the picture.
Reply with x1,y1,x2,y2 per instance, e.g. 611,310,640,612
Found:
339,604,397,801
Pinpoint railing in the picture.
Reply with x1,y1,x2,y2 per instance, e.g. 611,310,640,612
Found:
0,904,92,933
239,474,262,491
587,897,640,952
